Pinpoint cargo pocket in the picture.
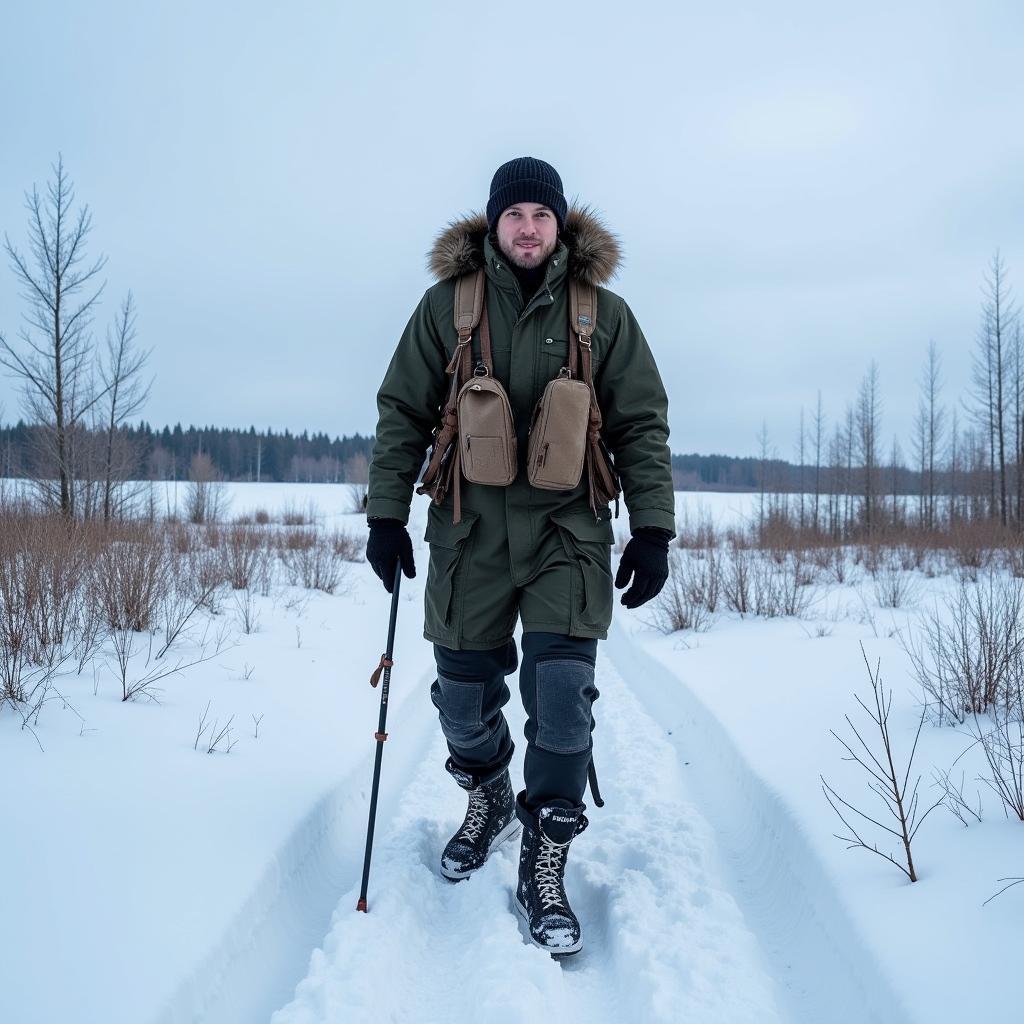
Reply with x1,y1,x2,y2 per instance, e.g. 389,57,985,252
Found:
535,657,598,754
551,509,614,634
424,508,480,633
431,674,488,749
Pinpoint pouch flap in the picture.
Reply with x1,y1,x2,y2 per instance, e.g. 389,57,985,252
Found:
425,508,480,548
550,509,614,544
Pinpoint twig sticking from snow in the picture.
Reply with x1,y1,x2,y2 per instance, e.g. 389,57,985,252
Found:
983,876,1024,906
194,700,211,751
931,766,983,826
820,642,942,882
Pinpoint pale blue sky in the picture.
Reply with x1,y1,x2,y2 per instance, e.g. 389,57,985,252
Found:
1,1,1022,458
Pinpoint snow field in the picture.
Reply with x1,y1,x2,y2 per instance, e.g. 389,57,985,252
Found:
3,486,1021,1024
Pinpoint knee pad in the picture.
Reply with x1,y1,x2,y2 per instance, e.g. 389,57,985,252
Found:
533,657,598,755
431,673,499,750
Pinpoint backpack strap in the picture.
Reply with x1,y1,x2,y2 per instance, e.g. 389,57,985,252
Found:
448,269,484,372
569,279,615,518
454,269,485,344
420,270,487,524
448,270,487,522
569,278,600,418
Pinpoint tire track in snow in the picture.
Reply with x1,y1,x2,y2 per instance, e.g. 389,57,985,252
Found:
604,623,918,1024
271,655,787,1024
153,668,440,1024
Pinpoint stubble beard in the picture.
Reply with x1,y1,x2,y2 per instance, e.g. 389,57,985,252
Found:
497,235,557,270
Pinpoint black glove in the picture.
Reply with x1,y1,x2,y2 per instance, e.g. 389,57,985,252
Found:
365,518,416,593
614,528,672,609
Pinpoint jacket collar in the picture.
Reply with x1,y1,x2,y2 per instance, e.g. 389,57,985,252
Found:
427,204,622,288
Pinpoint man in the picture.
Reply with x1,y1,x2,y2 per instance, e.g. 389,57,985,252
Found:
366,157,674,956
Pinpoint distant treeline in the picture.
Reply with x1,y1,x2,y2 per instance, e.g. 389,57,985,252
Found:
0,421,375,484
670,452,926,493
0,420,948,493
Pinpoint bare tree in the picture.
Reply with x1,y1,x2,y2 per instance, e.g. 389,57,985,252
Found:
967,252,1017,524
0,156,109,518
948,407,960,524
855,362,881,533
1013,321,1023,525
97,292,152,521
756,419,771,528
795,405,806,529
914,341,946,530
812,391,825,532
889,435,904,527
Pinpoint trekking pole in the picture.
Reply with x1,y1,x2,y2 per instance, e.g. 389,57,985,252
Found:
356,561,402,913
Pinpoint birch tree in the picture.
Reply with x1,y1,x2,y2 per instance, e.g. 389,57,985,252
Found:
0,157,108,517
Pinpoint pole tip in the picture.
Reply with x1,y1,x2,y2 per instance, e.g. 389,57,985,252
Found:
356,898,368,913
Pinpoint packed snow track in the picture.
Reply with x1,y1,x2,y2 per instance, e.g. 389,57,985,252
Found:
157,627,915,1024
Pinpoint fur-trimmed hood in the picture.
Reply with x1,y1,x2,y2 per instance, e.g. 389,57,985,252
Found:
427,204,621,287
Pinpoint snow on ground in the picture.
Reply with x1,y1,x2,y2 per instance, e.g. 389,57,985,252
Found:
1,486,1020,1024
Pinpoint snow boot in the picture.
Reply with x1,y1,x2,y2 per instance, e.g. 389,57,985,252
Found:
514,795,588,956
440,757,519,881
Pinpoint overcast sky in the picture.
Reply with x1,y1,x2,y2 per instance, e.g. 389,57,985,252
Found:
1,1,1022,459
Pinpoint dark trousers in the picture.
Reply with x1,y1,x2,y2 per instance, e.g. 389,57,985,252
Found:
432,632,598,809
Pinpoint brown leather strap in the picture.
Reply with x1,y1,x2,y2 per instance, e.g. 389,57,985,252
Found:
369,654,393,688
452,438,462,524
454,270,485,342
569,280,602,426
570,279,606,516
479,302,494,374
570,279,597,339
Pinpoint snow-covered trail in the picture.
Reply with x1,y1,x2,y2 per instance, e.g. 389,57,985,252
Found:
271,644,791,1024
157,618,919,1024
154,666,443,1024
602,627,916,1024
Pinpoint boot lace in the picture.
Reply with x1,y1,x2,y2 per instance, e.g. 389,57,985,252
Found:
458,788,490,843
535,835,569,909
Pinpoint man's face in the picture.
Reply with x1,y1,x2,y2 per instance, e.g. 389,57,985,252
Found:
495,202,559,269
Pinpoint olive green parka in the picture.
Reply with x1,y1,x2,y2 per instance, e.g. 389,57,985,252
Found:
368,206,674,648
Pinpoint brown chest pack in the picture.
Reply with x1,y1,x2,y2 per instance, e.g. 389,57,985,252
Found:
416,269,621,524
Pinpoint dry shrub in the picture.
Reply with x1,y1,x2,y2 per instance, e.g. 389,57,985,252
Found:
971,691,1024,822
168,522,195,555
902,573,1024,724
0,527,47,709
873,559,919,609
281,500,319,527
749,551,816,618
254,507,271,525
330,527,364,562
647,548,713,633
1002,541,1024,579
281,527,317,551
722,543,752,613
946,520,1007,580
185,453,227,524
220,523,271,589
96,523,170,631
344,484,368,515
279,533,347,593
0,513,103,673
675,505,718,550
158,543,227,657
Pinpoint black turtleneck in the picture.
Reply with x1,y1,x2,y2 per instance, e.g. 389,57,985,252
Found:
510,261,548,307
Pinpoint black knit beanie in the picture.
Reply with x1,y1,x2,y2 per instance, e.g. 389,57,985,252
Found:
486,157,567,233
